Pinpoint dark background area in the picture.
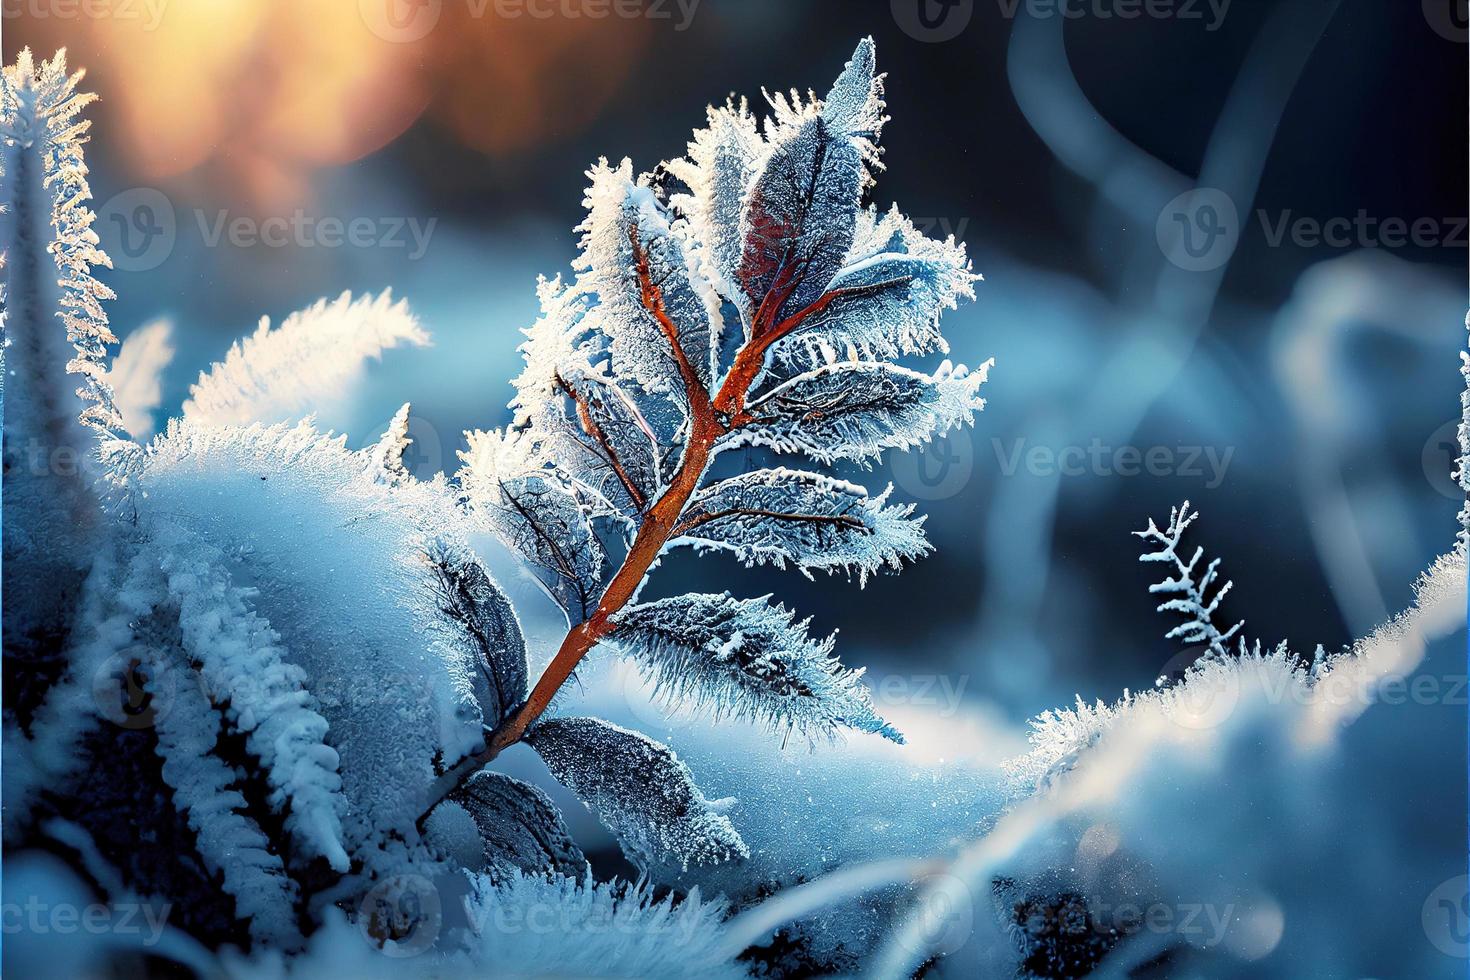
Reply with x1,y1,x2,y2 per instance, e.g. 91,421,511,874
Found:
12,0,1467,723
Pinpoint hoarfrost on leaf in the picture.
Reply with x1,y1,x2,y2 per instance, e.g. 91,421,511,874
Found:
674,467,930,583
459,427,607,624
450,770,588,881
526,716,748,871
767,205,978,372
148,536,350,873
666,98,763,319
612,591,902,742
726,357,989,464
423,540,528,728
0,47,121,655
575,157,722,394
135,419,506,869
141,627,303,948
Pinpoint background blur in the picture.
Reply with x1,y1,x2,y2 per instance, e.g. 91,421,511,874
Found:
9,0,1466,730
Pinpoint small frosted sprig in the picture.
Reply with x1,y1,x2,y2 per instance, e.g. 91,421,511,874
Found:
1135,499,1243,657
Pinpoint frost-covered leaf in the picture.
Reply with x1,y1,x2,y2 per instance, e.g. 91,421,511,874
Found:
674,468,929,583
727,357,989,464
145,537,349,872
575,158,721,393
141,635,302,947
613,591,901,742
103,319,173,440
450,770,587,880
554,372,663,518
136,419,499,869
182,290,428,427
424,540,528,728
769,205,977,369
0,47,120,435
459,428,607,624
667,98,764,316
738,104,860,327
508,276,667,518
526,716,747,871
819,36,887,160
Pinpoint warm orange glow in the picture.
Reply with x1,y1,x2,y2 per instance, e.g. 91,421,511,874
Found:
9,1,649,209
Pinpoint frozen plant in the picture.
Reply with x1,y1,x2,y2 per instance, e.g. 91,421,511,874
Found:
430,34,989,834
1,38,989,971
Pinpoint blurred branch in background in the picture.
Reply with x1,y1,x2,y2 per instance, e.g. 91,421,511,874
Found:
1271,250,1464,634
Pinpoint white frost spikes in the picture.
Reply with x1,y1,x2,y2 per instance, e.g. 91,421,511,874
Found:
526,717,749,872
768,205,979,370
613,592,903,743
156,543,350,873
1,47,122,644
182,290,429,427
